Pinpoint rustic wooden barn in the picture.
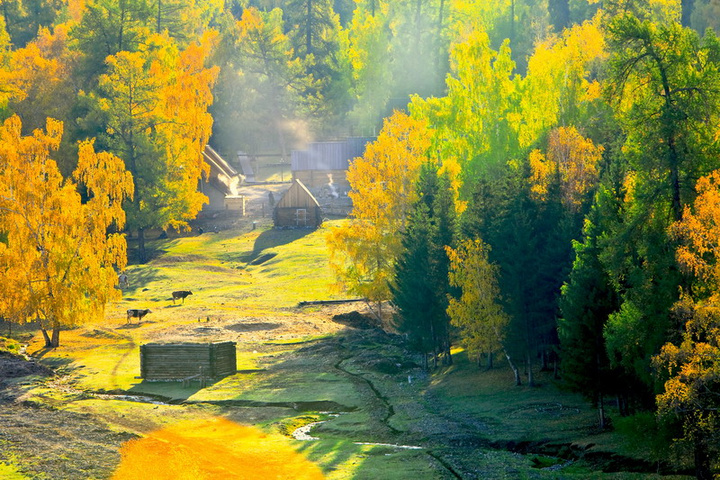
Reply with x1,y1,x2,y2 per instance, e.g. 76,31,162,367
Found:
200,146,245,212
274,179,323,228
290,138,373,191
140,341,237,381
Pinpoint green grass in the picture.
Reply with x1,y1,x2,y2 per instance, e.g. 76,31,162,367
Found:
429,349,599,444
8,222,697,479
0,462,30,480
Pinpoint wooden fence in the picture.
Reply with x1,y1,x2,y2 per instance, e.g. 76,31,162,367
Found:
140,342,237,381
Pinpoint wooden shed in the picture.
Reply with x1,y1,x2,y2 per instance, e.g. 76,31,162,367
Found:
273,179,323,228
140,342,237,381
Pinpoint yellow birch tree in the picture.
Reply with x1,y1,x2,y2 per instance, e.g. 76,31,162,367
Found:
528,126,603,210
656,170,720,477
97,32,218,261
326,111,430,318
0,115,133,347
447,239,511,375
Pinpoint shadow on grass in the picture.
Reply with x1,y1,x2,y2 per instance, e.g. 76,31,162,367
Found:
128,379,217,402
30,349,75,369
121,267,166,294
126,239,168,265
221,228,314,265
225,321,281,332
116,323,145,330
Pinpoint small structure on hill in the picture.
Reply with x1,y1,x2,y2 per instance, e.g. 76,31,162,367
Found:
200,146,245,212
274,179,323,228
140,341,237,382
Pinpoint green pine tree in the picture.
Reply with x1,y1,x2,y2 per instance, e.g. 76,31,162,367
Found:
392,163,456,369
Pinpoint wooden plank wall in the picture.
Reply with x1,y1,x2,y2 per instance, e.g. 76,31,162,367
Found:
274,206,322,227
140,342,237,380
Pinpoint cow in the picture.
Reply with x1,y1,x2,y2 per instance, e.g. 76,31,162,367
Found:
126,309,151,323
172,290,193,304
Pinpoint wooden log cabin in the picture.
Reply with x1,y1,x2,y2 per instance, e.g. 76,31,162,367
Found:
140,342,237,381
273,179,323,228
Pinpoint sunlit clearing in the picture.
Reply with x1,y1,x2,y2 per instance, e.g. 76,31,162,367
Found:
112,418,324,479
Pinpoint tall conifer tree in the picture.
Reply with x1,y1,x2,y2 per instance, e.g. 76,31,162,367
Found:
392,164,456,368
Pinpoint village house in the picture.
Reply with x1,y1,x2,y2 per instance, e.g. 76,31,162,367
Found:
273,179,323,228
290,137,374,193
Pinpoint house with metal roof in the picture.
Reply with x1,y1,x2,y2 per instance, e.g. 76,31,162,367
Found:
290,137,374,192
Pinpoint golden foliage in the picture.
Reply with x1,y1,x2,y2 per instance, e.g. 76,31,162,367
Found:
112,418,324,480
653,173,720,452
1,23,77,131
446,239,508,360
673,170,720,288
519,17,606,148
0,116,132,345
653,296,720,432
326,111,431,304
99,32,218,233
528,126,603,210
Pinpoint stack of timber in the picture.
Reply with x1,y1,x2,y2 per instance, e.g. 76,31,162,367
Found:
140,342,237,381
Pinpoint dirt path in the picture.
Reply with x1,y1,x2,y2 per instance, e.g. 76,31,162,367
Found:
0,393,135,479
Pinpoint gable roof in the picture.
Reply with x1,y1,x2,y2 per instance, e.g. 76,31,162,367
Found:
276,179,321,209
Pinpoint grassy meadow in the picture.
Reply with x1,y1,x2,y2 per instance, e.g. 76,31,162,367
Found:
0,218,694,479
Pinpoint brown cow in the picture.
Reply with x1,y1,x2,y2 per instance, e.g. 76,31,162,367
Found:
126,308,151,323
172,290,193,304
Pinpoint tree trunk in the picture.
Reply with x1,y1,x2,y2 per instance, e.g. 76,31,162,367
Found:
510,0,515,43
306,0,313,56
681,0,695,28
598,392,606,430
541,349,550,371
435,0,446,91
41,324,60,348
693,434,712,480
526,351,535,387
487,351,493,369
504,350,521,386
156,0,162,33
617,394,628,417
138,227,147,263
548,0,570,33
41,328,52,348
444,340,452,365
51,325,60,348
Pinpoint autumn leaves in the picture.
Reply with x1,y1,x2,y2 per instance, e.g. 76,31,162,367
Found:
0,117,132,347
0,5,219,345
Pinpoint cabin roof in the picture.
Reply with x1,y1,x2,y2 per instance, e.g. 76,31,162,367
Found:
276,179,321,209
291,138,374,171
202,145,242,195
